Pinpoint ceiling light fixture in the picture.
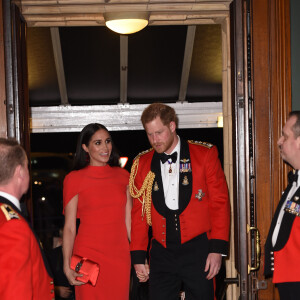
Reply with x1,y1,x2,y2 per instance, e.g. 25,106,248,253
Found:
105,12,149,35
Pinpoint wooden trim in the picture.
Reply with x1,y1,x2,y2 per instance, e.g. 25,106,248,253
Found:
252,0,291,299
222,12,239,300
230,0,249,298
30,102,223,132
12,3,33,219
50,27,69,105
15,1,233,27
0,0,7,138
178,25,196,102
3,0,16,138
0,1,293,299
120,35,128,104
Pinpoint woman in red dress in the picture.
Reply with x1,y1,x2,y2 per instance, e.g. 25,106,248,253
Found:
63,123,132,299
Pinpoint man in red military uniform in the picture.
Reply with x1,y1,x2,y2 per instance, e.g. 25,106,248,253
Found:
0,138,55,300
129,103,230,300
265,111,300,299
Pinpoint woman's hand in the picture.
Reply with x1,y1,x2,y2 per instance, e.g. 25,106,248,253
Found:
64,266,85,286
134,263,150,282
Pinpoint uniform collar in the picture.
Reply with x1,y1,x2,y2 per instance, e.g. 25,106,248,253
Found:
0,191,21,210
296,170,300,186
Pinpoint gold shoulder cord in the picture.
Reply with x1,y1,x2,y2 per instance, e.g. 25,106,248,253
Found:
129,157,155,226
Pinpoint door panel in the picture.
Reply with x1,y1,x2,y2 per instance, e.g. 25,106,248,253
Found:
252,0,292,299
1,1,292,299
3,1,32,218
0,0,7,137
231,0,251,298
231,0,292,299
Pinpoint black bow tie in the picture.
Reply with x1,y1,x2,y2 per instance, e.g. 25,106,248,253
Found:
288,170,298,184
160,152,178,164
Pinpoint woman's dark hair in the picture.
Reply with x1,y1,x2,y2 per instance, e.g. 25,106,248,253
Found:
73,123,120,170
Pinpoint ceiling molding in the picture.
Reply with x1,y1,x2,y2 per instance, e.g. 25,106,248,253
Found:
30,102,223,133
15,1,233,27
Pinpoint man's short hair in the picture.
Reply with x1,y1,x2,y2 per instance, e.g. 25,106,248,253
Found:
289,111,300,138
0,138,26,185
141,103,179,128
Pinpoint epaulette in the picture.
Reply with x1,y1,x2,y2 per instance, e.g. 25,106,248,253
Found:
0,204,20,221
188,140,213,149
133,148,153,161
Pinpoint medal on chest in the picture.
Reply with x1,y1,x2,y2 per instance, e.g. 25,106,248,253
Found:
180,158,192,173
167,159,173,173
284,196,300,216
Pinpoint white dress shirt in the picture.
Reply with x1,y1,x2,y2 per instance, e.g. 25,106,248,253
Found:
272,170,300,247
0,191,21,210
161,137,180,210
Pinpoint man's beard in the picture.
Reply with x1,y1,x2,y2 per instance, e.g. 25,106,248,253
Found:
153,137,174,154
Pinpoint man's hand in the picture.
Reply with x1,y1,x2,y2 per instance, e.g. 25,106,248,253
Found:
134,263,150,282
55,286,73,298
205,253,222,280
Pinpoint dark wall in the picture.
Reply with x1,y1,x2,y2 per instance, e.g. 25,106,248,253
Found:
31,127,224,172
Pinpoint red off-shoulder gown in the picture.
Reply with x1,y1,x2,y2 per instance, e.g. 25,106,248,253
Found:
63,165,130,300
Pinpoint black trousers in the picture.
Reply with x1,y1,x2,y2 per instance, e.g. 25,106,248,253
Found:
149,234,214,300
277,282,300,300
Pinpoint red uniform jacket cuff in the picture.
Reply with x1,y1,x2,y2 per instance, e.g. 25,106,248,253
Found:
131,250,147,265
209,239,229,256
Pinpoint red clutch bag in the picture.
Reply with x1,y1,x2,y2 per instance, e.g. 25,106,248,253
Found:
70,255,100,286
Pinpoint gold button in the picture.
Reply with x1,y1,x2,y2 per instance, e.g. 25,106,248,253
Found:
162,232,165,234
162,239,165,242
176,228,178,231
50,281,54,285
175,214,177,217
271,268,274,271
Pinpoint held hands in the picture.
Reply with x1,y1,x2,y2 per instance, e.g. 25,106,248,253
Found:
64,265,85,286
134,263,150,282
205,253,222,280
134,254,222,282
55,286,73,298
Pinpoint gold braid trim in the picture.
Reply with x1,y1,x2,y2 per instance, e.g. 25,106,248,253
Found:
129,157,155,226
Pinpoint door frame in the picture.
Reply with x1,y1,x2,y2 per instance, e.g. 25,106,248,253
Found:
0,0,293,299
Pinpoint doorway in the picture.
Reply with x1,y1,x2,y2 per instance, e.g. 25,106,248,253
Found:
4,1,237,298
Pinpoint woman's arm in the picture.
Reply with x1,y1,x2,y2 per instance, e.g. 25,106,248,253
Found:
125,186,133,242
62,195,84,286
